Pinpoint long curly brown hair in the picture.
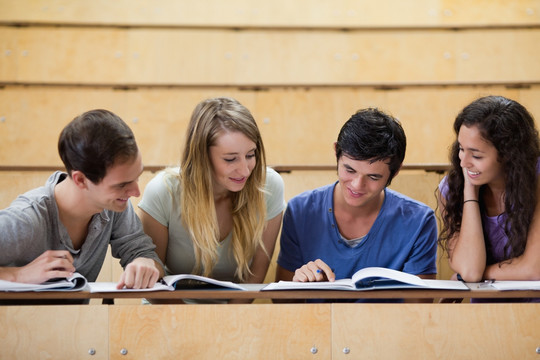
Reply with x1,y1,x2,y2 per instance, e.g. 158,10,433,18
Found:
439,95,540,262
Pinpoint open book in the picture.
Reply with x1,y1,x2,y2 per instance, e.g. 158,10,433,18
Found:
489,281,540,291
0,273,246,293
88,274,247,292
0,273,88,292
262,267,470,291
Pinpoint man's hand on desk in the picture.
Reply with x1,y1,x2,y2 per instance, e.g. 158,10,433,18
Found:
116,257,162,289
293,259,335,282
0,250,75,284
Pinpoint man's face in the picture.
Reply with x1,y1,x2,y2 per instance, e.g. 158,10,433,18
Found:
85,151,143,213
335,155,391,210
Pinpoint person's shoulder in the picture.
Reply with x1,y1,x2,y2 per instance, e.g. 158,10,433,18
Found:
288,183,334,207
265,167,284,186
266,166,281,177
385,188,434,214
146,167,180,191
12,172,60,210
4,184,54,223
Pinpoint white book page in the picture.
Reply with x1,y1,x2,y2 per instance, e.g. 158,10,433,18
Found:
162,274,247,290
88,282,172,293
490,281,540,290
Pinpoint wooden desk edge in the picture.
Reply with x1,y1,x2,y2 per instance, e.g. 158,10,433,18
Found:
0,288,537,301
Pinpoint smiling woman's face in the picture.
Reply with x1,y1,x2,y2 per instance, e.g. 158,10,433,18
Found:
209,131,257,195
458,124,504,187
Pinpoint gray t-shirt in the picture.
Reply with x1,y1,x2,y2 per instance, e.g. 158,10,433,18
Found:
0,171,162,282
138,167,286,282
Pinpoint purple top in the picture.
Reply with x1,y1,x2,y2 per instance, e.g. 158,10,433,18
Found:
439,179,509,265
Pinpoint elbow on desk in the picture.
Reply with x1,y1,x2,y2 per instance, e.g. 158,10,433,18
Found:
451,266,483,283
449,262,484,283
459,272,483,283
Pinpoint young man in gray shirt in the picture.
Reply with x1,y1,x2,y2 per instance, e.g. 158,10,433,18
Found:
0,109,164,289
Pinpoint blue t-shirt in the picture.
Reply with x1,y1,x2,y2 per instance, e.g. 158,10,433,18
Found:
278,183,437,301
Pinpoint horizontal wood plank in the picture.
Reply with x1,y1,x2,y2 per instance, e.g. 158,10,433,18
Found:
0,86,538,166
109,304,331,360
333,304,540,359
1,0,539,28
0,305,108,359
1,27,540,85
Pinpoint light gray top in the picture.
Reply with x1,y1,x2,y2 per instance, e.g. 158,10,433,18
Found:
138,167,286,282
0,172,162,282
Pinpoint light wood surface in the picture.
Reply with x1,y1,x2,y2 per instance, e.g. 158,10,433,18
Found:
1,0,539,28
1,303,538,360
1,86,539,166
333,303,540,359
2,27,540,86
109,304,331,360
0,305,109,360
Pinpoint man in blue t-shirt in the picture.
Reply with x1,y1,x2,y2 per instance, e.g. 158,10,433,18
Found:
275,108,437,301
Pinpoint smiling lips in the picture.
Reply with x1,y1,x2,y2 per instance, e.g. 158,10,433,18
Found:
467,169,480,177
230,177,247,184
348,187,364,198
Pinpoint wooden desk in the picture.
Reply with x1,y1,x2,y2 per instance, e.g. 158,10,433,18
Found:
0,285,538,301
1,301,538,360
1,287,538,359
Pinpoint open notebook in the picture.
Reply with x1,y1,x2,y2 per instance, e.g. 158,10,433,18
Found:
88,274,247,292
0,273,247,292
262,267,470,291
0,273,88,292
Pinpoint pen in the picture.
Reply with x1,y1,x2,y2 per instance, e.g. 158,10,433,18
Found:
478,279,495,289
316,268,335,273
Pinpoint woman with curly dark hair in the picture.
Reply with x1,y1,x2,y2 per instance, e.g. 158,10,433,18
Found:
438,95,540,296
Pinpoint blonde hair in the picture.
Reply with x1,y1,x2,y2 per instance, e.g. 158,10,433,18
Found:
179,97,267,281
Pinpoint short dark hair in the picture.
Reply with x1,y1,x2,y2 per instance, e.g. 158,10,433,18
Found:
335,108,406,185
58,109,138,184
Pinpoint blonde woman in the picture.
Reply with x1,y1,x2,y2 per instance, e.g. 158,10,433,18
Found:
138,97,285,302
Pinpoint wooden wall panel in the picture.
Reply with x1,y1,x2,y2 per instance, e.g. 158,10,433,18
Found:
8,27,127,84
2,27,540,85
0,305,109,360
1,86,538,167
1,0,539,28
109,304,331,360
332,304,540,359
0,28,16,80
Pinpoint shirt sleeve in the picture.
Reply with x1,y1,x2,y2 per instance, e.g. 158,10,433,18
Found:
109,201,164,270
0,196,55,267
402,209,438,275
438,175,449,200
265,167,286,220
276,199,304,272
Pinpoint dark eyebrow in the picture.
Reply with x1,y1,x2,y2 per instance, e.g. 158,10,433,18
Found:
458,142,485,153
343,163,383,178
